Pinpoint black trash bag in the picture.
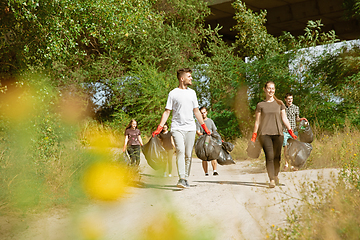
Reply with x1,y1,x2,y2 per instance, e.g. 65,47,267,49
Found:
287,138,313,168
195,131,222,161
298,120,314,143
142,136,167,170
217,147,235,165
222,141,234,153
246,139,262,159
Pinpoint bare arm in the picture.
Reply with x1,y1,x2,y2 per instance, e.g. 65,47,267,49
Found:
158,109,171,127
194,107,205,125
138,135,143,146
281,109,292,130
196,130,203,136
123,135,129,151
252,111,261,133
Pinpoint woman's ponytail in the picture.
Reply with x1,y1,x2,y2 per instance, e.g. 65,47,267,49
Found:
273,95,284,106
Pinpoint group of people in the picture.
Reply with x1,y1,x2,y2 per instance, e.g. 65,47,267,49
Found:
123,68,307,189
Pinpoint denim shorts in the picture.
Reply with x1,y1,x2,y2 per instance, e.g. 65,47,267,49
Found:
283,131,298,147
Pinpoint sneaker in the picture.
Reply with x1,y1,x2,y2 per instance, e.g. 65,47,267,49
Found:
168,174,172,177
185,180,190,188
164,172,167,177
205,173,209,176
213,172,219,176
177,179,187,188
269,180,276,188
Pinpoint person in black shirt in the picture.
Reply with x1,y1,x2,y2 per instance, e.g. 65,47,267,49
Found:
196,107,219,176
158,123,175,177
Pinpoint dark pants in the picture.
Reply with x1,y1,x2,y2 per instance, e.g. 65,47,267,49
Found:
259,135,284,181
127,145,141,166
164,149,174,174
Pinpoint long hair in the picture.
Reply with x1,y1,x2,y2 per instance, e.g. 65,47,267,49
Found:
264,81,284,106
125,119,137,134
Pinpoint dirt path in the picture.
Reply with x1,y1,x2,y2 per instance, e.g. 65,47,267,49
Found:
5,154,338,240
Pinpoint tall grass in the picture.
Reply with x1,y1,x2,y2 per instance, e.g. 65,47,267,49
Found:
267,127,360,239
0,77,136,215
230,127,360,239
231,125,360,170
306,125,360,169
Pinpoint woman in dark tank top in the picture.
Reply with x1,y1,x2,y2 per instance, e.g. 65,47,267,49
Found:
250,81,297,188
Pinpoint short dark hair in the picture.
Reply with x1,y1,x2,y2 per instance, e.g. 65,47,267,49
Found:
284,93,293,99
177,68,192,80
199,106,207,111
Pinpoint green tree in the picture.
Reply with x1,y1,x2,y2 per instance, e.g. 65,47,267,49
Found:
231,0,283,59
185,25,246,140
1,0,214,132
307,44,360,129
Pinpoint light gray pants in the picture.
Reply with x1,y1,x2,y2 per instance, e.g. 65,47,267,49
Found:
171,130,196,180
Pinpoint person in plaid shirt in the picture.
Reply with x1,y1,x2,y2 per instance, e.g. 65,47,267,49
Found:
282,93,308,171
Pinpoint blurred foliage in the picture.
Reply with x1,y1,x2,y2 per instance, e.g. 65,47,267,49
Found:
0,75,134,213
0,76,84,211
343,0,360,20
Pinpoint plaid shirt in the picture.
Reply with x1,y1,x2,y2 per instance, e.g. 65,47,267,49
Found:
283,104,299,132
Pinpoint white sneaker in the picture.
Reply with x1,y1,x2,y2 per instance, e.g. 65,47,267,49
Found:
164,172,167,177
168,174,172,177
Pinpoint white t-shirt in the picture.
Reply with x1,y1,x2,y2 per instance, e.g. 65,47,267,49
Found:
165,87,199,131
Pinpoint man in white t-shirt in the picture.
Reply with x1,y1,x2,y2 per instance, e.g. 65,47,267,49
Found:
152,68,210,189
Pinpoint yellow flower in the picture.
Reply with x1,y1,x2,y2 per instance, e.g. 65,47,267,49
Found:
83,161,130,201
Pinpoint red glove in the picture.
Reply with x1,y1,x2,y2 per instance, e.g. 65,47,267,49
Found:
251,133,257,142
201,124,211,135
152,125,163,137
288,129,298,140
300,118,308,122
